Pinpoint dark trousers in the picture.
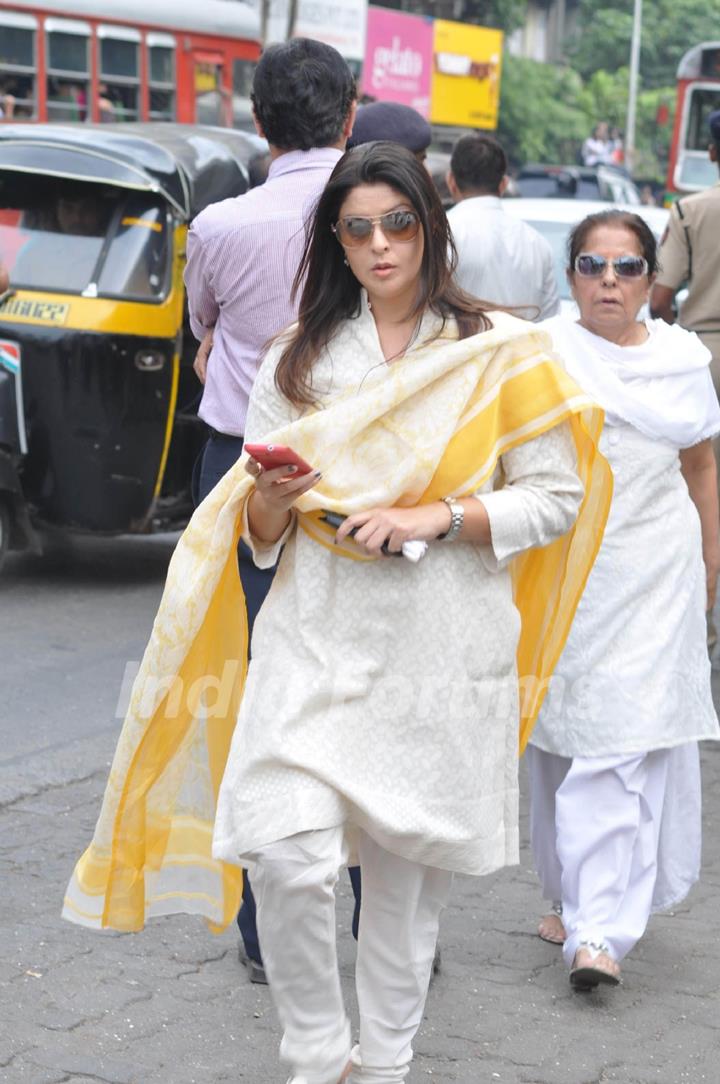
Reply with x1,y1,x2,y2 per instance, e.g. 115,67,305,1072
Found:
193,431,276,639
193,431,361,964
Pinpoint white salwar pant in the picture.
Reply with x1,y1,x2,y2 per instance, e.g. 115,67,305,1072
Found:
247,826,453,1084
526,743,702,968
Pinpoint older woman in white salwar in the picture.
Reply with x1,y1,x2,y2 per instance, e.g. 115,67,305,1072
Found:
527,209,720,991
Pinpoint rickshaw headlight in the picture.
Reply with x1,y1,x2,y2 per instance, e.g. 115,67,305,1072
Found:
134,350,166,372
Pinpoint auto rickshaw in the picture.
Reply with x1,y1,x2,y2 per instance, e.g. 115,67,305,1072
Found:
0,123,266,569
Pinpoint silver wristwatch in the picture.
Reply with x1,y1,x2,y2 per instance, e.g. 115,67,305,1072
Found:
438,497,464,542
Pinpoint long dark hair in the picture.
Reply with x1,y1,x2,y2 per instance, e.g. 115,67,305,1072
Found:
275,142,494,406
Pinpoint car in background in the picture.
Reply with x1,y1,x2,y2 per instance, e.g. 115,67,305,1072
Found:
515,164,641,205
501,198,668,317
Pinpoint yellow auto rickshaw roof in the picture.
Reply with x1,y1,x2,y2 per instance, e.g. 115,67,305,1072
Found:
0,123,267,219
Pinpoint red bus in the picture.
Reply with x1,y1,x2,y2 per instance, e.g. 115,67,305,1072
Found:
0,0,261,128
667,41,720,198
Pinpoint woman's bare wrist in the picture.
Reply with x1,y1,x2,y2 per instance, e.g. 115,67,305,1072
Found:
247,489,292,544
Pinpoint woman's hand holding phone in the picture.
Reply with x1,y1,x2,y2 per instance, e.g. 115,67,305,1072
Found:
245,445,321,543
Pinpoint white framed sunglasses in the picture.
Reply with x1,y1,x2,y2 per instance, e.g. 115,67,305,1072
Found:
574,253,649,279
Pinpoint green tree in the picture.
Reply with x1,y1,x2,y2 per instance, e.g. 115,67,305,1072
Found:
569,0,720,89
390,0,686,182
457,0,528,35
577,68,628,129
497,56,675,182
576,67,676,181
497,55,587,166
635,85,675,181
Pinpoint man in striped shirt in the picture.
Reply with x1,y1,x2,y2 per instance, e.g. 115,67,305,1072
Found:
184,38,357,984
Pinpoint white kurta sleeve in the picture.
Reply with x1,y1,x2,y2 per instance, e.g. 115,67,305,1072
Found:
240,499,295,569
476,421,584,570
241,336,304,567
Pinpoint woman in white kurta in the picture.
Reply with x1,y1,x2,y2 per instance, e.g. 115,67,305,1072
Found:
213,299,579,875
527,209,720,991
62,143,610,1084
216,144,590,1084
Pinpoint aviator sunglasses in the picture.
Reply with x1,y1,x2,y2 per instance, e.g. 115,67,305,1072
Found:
574,253,649,278
332,210,420,248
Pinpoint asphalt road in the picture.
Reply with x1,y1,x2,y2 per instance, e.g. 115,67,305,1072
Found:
0,534,176,805
1,535,720,1083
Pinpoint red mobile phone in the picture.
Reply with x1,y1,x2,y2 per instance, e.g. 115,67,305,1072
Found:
244,443,314,477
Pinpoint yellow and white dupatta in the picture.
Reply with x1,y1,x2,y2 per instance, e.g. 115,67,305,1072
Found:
63,317,611,933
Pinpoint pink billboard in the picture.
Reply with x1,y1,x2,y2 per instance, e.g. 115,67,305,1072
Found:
362,8,434,119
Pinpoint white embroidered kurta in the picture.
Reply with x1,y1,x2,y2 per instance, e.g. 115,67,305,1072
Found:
212,306,584,876
528,317,720,920
531,355,720,757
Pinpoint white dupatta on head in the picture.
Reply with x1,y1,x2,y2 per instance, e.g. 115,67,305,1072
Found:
542,316,720,449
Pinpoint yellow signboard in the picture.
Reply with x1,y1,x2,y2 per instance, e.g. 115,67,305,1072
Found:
430,20,503,129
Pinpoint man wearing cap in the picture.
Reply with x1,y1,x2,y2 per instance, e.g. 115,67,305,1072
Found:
348,100,431,160
651,111,720,650
651,111,720,392
446,134,560,320
349,101,456,206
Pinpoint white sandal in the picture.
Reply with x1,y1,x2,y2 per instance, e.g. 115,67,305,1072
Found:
537,901,566,945
569,942,620,990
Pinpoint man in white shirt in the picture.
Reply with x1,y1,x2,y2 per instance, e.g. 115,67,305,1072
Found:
446,134,560,320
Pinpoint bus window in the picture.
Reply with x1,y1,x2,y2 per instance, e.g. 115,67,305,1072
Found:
232,58,256,132
233,59,255,99
98,26,141,123
700,47,720,78
670,43,720,196
194,59,228,126
0,12,37,120
148,34,176,122
685,86,720,150
677,85,720,189
46,19,91,122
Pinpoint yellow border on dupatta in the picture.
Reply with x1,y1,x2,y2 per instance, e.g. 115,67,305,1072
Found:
63,329,611,934
302,358,612,751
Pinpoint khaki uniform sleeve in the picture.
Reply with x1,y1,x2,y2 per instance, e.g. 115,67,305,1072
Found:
656,204,690,288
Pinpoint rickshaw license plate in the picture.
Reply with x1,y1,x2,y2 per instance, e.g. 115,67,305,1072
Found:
0,297,70,325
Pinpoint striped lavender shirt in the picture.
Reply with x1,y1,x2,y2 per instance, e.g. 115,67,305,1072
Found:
185,147,343,436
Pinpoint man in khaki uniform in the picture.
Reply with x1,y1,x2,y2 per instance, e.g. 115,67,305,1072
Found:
651,110,720,389
651,111,720,648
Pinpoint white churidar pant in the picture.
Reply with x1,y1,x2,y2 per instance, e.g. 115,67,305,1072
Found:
526,743,702,968
247,826,453,1084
